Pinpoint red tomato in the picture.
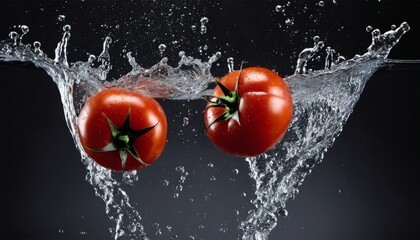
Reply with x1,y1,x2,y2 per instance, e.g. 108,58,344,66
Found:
204,67,293,157
78,88,167,171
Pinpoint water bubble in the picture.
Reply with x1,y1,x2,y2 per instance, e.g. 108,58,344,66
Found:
191,25,196,31
200,17,209,24
58,15,66,21
198,225,205,230
63,24,71,32
58,229,64,234
275,5,282,12
233,169,239,174
166,225,172,232
318,1,325,7
176,185,183,191
158,44,166,54
391,24,397,30
183,117,189,126
241,192,247,197
366,25,373,32
313,35,320,43
207,163,214,168
173,193,179,198
209,176,216,181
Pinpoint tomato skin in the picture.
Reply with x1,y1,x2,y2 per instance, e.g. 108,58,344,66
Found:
204,67,293,157
78,88,167,171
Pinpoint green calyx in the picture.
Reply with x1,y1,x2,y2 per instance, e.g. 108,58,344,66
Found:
203,67,243,131
88,108,159,170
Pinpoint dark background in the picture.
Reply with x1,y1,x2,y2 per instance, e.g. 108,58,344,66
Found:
0,0,419,239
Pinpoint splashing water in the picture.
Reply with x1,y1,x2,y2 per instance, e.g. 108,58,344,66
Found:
0,19,416,240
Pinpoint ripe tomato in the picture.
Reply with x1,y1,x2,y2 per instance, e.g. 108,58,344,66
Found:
78,88,167,171
204,67,293,157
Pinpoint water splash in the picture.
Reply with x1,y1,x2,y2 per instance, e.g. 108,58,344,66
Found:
0,21,416,240
0,24,218,240
239,21,413,240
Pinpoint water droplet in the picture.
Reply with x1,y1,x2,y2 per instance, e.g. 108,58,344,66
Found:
20,25,29,34
163,180,169,186
58,15,66,21
275,5,282,12
285,18,294,26
9,31,18,40
200,17,209,24
179,51,186,58
128,223,137,233
88,54,96,63
33,41,41,49
318,1,325,7
158,44,166,54
278,208,288,217
175,166,185,173
63,24,71,32
183,117,189,126
200,25,207,35
227,57,234,72
366,25,373,32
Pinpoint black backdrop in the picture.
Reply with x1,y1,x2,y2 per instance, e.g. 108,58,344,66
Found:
0,0,419,239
